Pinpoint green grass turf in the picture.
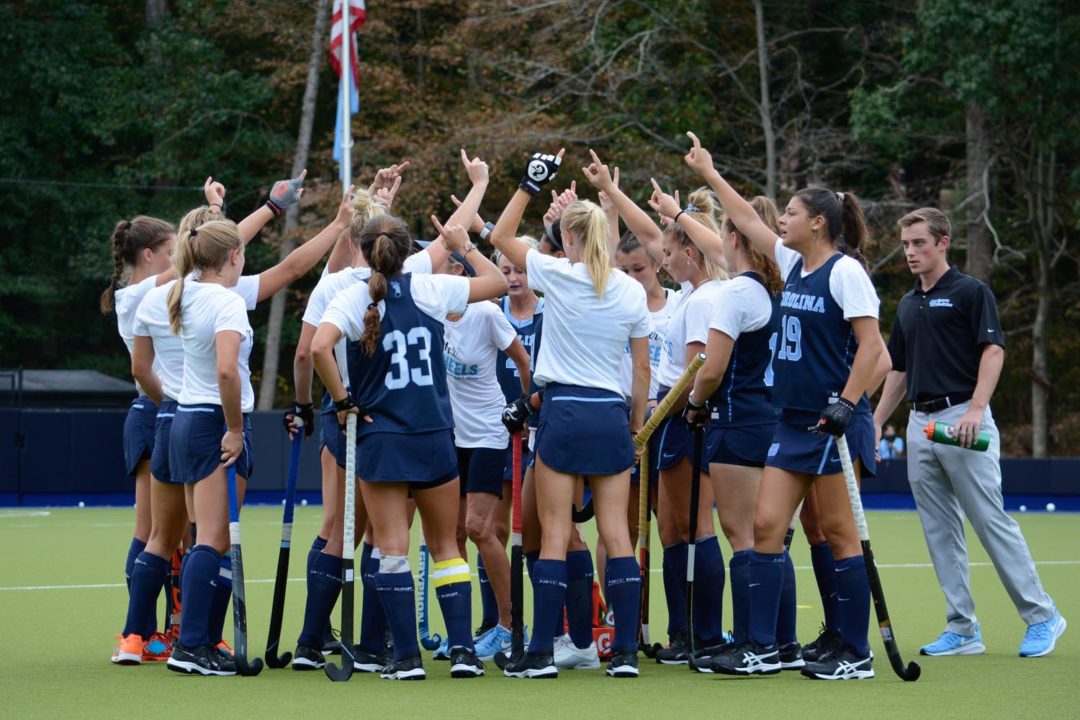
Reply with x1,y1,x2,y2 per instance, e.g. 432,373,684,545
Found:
0,506,1076,719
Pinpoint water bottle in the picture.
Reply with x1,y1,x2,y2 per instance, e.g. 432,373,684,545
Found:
923,421,991,452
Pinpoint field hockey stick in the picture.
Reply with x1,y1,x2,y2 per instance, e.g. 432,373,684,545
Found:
326,413,357,680
784,500,803,550
227,465,263,676
495,432,526,670
632,353,707,453
418,531,442,650
685,424,704,667
265,429,302,668
836,435,921,682
636,440,661,658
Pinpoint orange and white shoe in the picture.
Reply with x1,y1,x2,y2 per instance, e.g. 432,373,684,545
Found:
111,634,144,665
142,632,173,662
215,639,234,657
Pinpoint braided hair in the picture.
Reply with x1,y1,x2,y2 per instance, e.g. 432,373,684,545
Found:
99,216,174,313
358,214,413,356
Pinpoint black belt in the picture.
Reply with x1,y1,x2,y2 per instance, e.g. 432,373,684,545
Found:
910,394,971,413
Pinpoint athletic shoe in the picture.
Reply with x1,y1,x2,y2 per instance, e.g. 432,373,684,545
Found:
605,651,640,678
1019,611,1067,658
215,639,233,657
321,627,340,656
167,643,237,676
920,624,986,656
291,644,327,670
449,647,485,678
778,642,805,669
656,629,689,665
473,620,496,642
689,643,728,673
432,638,450,661
801,644,874,680
352,646,388,672
381,653,426,680
502,650,558,679
553,634,601,670
474,624,513,661
802,624,842,662
706,641,781,676
142,632,172,662
111,633,144,665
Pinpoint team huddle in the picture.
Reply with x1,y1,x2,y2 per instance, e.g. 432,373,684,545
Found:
103,132,1065,682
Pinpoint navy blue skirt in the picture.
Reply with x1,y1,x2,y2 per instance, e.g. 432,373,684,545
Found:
317,391,349,469
150,399,179,483
704,422,777,469
357,429,458,485
654,386,693,471
765,411,876,478
123,395,158,479
534,383,634,476
168,404,253,484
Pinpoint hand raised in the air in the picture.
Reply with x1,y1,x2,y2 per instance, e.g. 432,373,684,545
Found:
461,148,489,186
267,169,307,215
204,176,226,208
431,214,469,253
520,149,564,196
368,160,410,195
543,182,577,226
451,194,486,234
335,185,357,226
648,179,682,221
683,132,715,176
597,167,620,213
581,149,618,192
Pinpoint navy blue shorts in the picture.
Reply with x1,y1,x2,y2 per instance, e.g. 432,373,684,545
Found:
168,404,254,484
654,386,693,471
458,446,507,498
502,435,531,483
150,399,179,483
123,395,158,479
535,383,634,476
704,422,776,468
765,411,877,478
357,429,458,485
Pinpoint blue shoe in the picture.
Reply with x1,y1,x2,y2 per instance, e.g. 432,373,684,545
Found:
432,638,450,661
920,624,985,656
1019,611,1066,657
474,625,512,661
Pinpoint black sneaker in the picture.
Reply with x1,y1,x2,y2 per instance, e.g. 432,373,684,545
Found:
449,647,485,678
802,625,842,662
689,642,728,673
779,642,805,669
321,627,341,656
800,644,874,680
656,629,689,665
381,653,426,680
705,641,781,676
167,643,237,676
352,646,388,673
473,620,497,640
291,644,327,670
605,651,640,678
502,650,558,679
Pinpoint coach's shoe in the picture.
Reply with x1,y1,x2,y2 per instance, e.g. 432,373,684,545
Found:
801,645,874,680
1019,611,1067,658
381,653,426,680
802,625,842,662
167,643,237,676
778,642,805,669
656,629,689,665
503,650,558,679
111,633,144,665
606,651,640,678
352,646,389,672
474,624,513,661
291,644,327,670
554,634,602,670
706,641,782,676
473,620,497,643
920,624,985,656
449,647,485,678
142,632,172,662
431,637,451,661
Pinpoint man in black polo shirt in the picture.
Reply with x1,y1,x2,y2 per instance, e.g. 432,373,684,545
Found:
873,207,1064,658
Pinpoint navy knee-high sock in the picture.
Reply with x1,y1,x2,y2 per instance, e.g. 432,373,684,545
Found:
208,554,232,646
565,550,594,649
693,536,725,646
308,536,328,575
748,551,785,647
526,559,567,654
375,556,419,661
835,555,871,656
810,542,839,632
297,552,343,648
124,551,169,638
605,556,641,653
358,544,388,653
434,558,474,651
776,550,798,645
729,549,752,643
662,542,688,637
125,538,146,591
477,554,498,629
178,545,221,648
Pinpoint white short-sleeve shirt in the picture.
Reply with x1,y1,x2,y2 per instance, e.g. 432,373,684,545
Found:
132,281,183,401
321,273,471,342
115,274,159,395
656,279,726,388
177,281,255,412
709,275,774,338
620,288,676,399
525,250,650,396
443,301,518,448
774,243,879,320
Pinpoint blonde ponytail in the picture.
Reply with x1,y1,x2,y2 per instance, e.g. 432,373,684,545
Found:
167,220,242,334
561,200,611,298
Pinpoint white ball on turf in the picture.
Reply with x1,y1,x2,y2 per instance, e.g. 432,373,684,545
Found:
1019,505,1027,512
1046,503,1056,512
282,499,287,506
77,501,85,508
301,499,308,506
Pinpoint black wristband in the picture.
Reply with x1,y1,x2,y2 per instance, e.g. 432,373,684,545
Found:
333,395,355,413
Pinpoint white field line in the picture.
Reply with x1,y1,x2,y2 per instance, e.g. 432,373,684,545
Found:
3,559,1079,592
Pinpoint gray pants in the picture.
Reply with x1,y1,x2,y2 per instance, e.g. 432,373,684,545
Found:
907,401,1054,634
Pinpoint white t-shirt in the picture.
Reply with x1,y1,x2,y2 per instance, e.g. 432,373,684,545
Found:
321,273,471,342
620,288,676,399
115,274,159,396
443,301,517,448
657,279,726,388
709,274,774,338
132,282,183,401
774,243,879,319
525,250,650,396
177,281,255,412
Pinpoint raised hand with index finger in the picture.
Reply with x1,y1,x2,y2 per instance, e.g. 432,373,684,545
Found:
520,149,563,195
648,178,682,221
431,214,470,253
461,148,490,186
683,132,715,177
267,169,307,216
581,149,617,192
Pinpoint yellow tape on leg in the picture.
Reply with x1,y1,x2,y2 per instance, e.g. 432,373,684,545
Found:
432,558,470,588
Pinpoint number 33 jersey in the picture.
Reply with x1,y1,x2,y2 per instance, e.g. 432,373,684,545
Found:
322,272,471,437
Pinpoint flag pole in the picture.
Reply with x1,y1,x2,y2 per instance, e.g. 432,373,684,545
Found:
340,0,352,190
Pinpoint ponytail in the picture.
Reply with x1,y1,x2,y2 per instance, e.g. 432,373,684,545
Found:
167,220,241,335
357,214,413,356
100,220,132,313
561,200,611,297
793,187,871,270
723,196,784,295
168,230,196,335
100,216,174,313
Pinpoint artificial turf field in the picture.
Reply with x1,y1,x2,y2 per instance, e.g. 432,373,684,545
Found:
1,506,1075,720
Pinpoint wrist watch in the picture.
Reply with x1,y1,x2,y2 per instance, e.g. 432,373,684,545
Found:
479,221,496,241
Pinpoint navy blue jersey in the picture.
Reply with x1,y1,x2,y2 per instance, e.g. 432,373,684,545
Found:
495,296,544,403
345,274,454,438
706,272,778,427
771,254,870,414
527,311,544,429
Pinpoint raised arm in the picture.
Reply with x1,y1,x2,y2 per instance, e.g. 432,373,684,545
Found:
647,179,726,266
597,166,621,259
490,150,565,269
581,149,664,260
432,215,507,303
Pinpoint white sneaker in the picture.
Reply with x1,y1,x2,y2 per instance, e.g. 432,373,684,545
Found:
553,633,601,670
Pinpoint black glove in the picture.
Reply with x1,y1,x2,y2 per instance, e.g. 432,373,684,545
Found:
682,396,709,430
333,394,359,430
815,397,856,436
502,394,535,434
282,402,315,438
519,153,562,195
